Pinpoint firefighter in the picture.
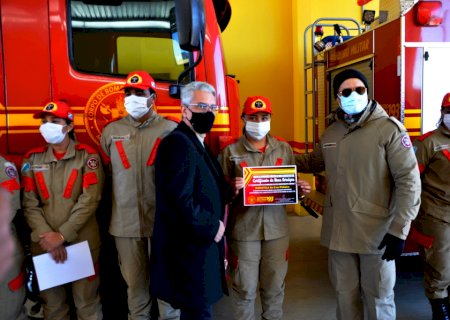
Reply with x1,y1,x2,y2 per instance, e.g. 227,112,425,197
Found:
219,96,311,320
413,92,450,320
0,157,27,319
100,71,179,320
21,101,104,319
295,69,421,320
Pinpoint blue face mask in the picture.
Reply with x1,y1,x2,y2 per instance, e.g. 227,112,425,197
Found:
339,91,368,115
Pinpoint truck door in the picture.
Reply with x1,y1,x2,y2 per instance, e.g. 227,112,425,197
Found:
422,47,450,134
0,0,51,155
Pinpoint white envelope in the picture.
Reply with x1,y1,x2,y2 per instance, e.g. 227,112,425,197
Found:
33,241,95,291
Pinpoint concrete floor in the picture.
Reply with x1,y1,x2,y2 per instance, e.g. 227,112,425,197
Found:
213,215,431,320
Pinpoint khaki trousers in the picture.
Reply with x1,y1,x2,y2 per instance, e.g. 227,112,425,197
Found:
415,214,450,299
115,237,179,320
328,250,396,320
40,248,102,320
229,236,289,320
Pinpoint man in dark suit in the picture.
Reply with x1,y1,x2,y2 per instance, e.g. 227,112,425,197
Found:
151,81,227,320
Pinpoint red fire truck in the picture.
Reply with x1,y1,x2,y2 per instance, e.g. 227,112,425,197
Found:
302,0,450,225
0,1,239,317
0,0,240,167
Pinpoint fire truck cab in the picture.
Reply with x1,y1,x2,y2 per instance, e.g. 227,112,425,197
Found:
0,0,240,165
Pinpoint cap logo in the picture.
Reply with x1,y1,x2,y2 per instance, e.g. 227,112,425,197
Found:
128,75,142,85
254,100,264,108
45,103,56,111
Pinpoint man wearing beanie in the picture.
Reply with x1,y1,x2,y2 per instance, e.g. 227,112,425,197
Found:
296,68,421,320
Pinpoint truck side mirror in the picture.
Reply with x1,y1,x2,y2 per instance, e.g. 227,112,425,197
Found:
174,0,205,51
170,0,206,99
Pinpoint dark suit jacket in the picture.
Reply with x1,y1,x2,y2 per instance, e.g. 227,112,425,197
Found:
151,121,227,309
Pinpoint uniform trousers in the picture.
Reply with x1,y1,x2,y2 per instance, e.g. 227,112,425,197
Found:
229,236,289,320
0,236,27,320
328,250,396,320
115,237,180,320
40,248,102,320
415,214,450,299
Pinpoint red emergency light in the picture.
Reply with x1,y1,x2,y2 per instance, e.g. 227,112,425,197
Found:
416,1,443,26
357,0,373,6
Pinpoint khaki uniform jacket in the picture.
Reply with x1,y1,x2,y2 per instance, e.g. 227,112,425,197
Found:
0,156,20,219
219,134,295,241
101,113,176,237
414,125,450,222
22,140,104,252
296,101,421,253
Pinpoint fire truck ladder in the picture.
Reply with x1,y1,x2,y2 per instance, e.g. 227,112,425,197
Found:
303,18,362,153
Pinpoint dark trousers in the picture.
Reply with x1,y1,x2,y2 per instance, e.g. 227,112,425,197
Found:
180,304,212,320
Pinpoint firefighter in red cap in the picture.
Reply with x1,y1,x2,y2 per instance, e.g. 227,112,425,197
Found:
0,155,27,319
413,92,450,320
100,70,178,320
219,96,311,320
22,101,104,319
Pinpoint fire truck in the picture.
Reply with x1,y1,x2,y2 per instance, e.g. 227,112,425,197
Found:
0,0,240,167
0,0,239,317
302,0,450,227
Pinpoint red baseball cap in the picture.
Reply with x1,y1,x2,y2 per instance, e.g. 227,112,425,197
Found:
124,71,156,92
441,93,450,108
242,96,272,115
33,101,74,121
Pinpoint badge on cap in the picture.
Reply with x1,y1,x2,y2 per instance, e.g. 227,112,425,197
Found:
254,100,264,109
45,103,56,111
128,75,142,85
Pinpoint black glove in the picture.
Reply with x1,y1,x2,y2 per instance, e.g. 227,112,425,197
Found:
378,233,405,261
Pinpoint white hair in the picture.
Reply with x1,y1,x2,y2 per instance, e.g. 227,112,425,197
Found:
180,81,216,105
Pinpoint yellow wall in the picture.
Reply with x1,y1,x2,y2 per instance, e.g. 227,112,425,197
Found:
221,0,294,140
222,0,379,144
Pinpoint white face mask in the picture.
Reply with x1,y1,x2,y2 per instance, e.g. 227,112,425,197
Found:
124,95,150,119
39,122,67,144
245,121,270,140
339,91,368,115
443,114,450,129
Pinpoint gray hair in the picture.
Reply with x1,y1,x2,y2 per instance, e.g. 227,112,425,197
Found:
180,81,216,105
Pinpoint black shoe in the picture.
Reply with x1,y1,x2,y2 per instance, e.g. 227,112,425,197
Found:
429,298,450,320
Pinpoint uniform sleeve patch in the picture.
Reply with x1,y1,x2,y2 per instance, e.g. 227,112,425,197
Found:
401,135,412,148
4,163,18,178
86,157,99,170
21,162,31,173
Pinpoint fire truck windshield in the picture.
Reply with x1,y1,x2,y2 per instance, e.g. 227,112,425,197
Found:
68,0,191,82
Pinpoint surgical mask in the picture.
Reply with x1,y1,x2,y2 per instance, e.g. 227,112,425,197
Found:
444,114,450,129
339,91,368,115
124,95,150,119
39,122,67,144
245,121,270,140
189,110,215,134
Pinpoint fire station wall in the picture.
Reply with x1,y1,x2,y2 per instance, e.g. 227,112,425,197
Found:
221,0,294,141
222,0,378,148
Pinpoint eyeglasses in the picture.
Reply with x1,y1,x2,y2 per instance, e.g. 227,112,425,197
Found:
338,86,367,98
184,103,220,112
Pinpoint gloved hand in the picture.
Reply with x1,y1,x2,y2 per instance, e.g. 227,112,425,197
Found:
378,233,405,261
